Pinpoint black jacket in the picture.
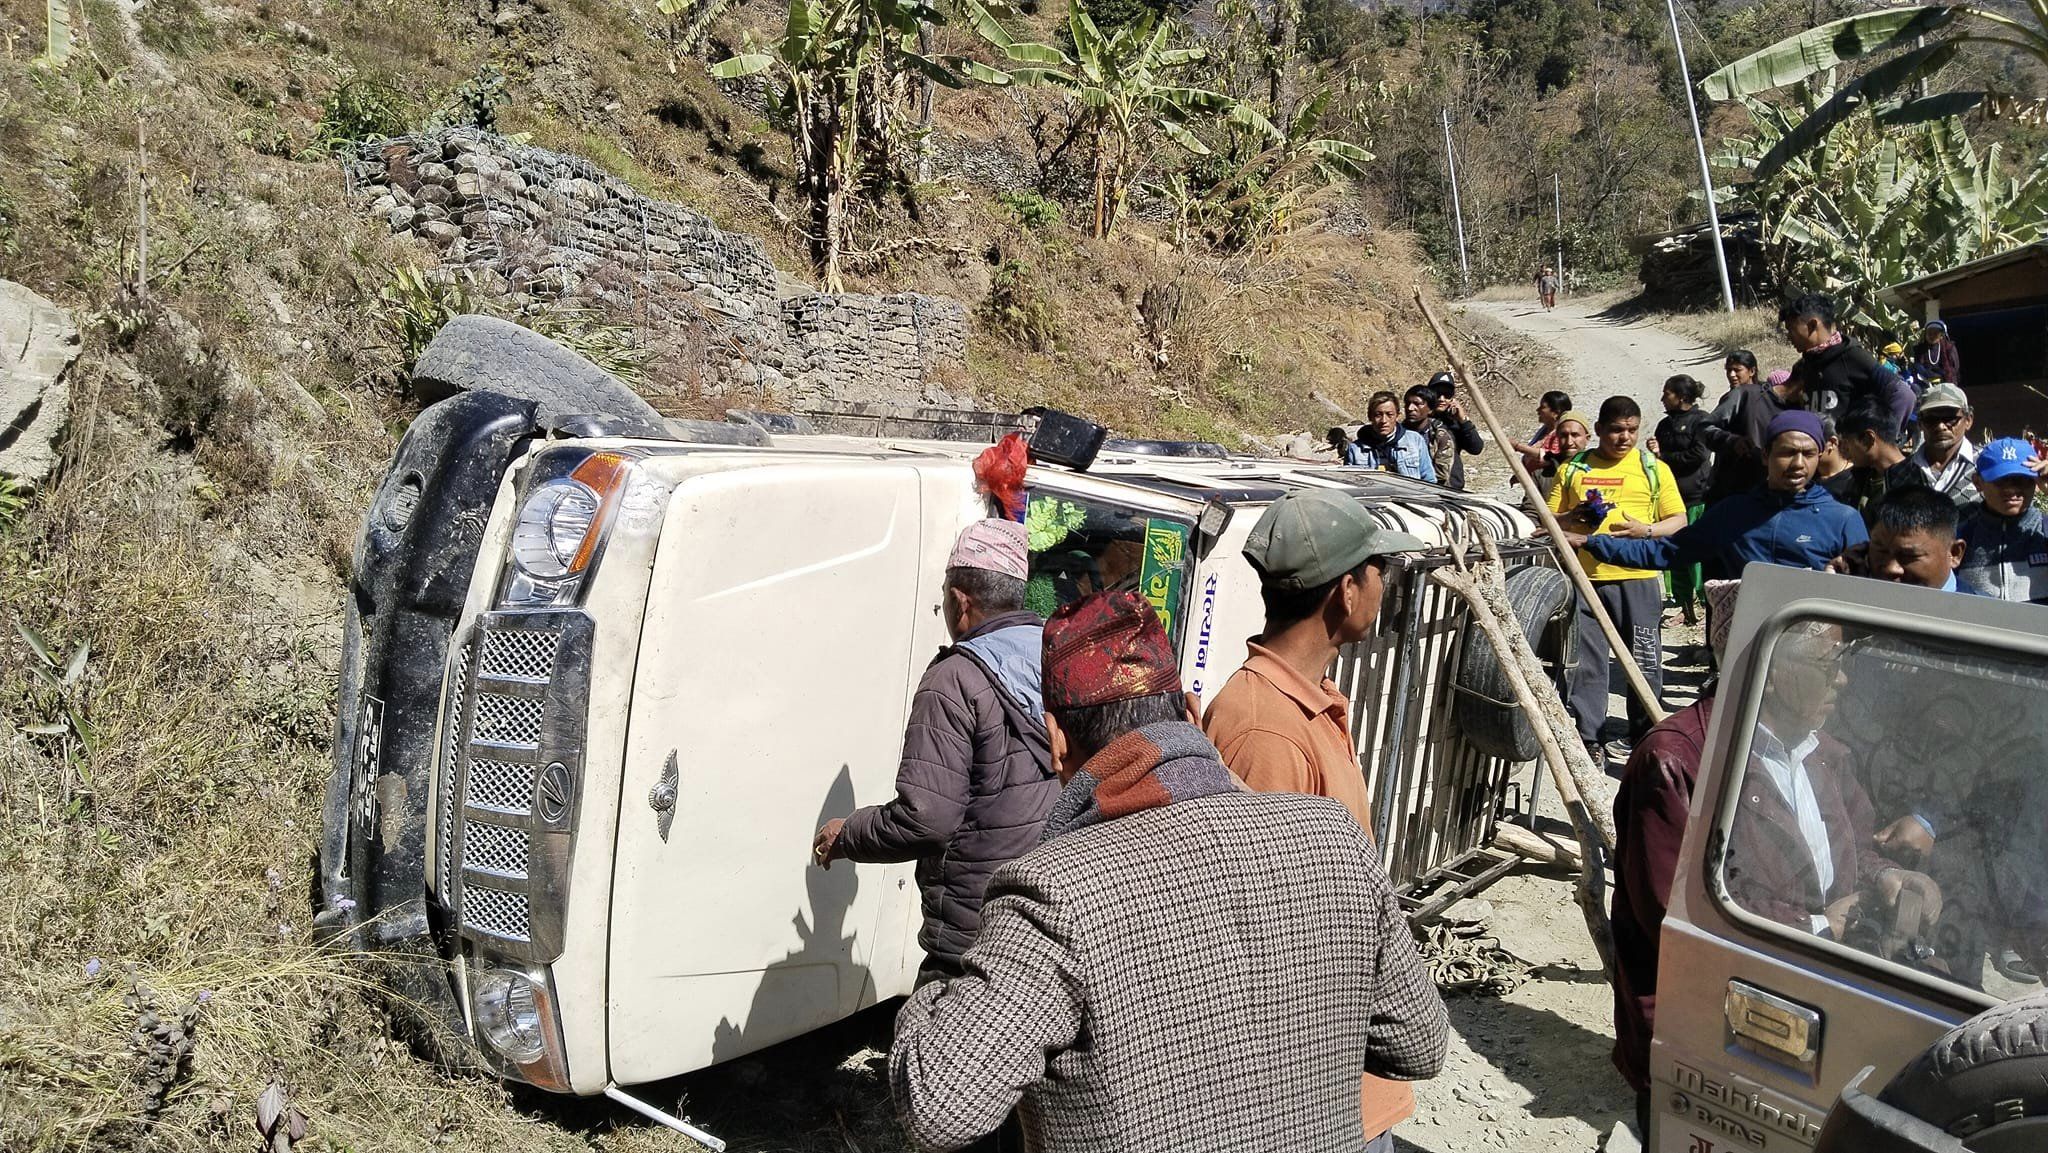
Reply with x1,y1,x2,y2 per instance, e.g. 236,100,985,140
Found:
1653,407,1714,505
837,612,1058,974
1791,340,1914,431
1700,384,1791,504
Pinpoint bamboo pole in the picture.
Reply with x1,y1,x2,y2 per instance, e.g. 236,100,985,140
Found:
1433,518,1615,985
1414,288,1668,728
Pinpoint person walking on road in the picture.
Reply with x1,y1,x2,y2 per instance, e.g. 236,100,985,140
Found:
1651,375,1714,625
1204,489,1432,1152
1355,391,1437,481
1548,396,1686,763
813,520,1057,987
888,591,1449,1153
1537,266,1560,309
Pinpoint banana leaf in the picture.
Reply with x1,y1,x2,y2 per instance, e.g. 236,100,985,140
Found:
1157,119,1212,155
949,0,1016,50
710,52,777,78
1751,40,1961,182
1004,41,1070,66
43,0,72,66
1701,6,1961,102
1876,90,1989,127
900,51,970,88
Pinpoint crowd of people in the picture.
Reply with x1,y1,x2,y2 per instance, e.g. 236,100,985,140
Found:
1539,292,2047,771
796,290,2044,1152
1325,371,1488,489
1542,292,2048,1138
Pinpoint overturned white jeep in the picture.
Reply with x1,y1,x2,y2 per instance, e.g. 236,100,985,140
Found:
315,317,1569,1109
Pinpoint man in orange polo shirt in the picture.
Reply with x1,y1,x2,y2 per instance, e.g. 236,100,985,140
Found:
1203,488,1437,1151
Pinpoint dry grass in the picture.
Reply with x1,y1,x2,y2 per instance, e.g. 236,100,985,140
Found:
1650,306,1785,366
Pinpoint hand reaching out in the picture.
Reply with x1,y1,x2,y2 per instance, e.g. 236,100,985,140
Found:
812,818,846,868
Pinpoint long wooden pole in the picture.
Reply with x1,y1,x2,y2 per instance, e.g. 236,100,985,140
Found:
1415,289,1668,727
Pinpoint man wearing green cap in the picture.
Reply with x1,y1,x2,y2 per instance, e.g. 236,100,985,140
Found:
1202,488,1428,1151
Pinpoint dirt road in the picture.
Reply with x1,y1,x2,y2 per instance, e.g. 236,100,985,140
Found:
1457,296,1727,421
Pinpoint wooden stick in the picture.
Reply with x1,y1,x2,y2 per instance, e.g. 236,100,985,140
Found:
1414,289,1668,727
1494,822,1581,867
1432,516,1617,986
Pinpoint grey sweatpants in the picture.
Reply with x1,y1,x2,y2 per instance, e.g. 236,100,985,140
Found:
1568,577,1665,743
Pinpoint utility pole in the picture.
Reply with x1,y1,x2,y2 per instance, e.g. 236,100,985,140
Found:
1442,108,1471,296
1553,172,1564,298
1665,0,1735,313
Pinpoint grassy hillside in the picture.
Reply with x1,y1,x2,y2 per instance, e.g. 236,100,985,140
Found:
0,1,1460,1149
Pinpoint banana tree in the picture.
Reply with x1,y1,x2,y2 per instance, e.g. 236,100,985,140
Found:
1713,79,2048,334
1700,5,2048,183
701,0,1014,289
1009,9,1280,237
1151,85,1372,251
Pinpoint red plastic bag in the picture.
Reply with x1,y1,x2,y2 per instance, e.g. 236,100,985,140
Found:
974,433,1030,521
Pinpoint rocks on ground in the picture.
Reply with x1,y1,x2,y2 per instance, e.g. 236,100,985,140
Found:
0,279,79,489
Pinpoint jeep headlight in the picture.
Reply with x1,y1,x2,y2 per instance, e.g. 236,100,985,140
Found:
474,967,548,1064
513,480,606,579
500,451,630,607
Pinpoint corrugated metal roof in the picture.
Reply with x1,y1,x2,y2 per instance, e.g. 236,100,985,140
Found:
1880,241,2048,310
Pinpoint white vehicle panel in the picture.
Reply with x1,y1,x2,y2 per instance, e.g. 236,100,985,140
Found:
607,461,957,1083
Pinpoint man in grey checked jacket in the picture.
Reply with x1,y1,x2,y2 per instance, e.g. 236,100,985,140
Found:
890,590,1448,1152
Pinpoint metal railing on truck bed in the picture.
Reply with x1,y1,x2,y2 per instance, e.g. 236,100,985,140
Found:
1346,544,1562,919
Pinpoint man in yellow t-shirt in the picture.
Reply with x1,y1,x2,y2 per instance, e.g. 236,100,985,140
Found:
1547,396,1687,762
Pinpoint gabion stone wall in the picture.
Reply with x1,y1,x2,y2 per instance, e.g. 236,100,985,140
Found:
345,129,967,406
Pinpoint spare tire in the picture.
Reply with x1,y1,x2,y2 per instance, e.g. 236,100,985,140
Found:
1452,562,1577,761
1856,992,2048,1151
410,314,671,439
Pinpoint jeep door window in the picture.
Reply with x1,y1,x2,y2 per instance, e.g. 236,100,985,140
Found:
1716,619,2048,1001
1022,491,1194,648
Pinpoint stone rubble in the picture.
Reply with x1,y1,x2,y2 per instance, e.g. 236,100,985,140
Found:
344,129,968,407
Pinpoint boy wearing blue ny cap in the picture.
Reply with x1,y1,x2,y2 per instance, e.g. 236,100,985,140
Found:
1957,438,2048,603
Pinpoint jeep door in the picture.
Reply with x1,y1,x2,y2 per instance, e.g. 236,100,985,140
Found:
1652,565,2048,1152
606,458,979,1083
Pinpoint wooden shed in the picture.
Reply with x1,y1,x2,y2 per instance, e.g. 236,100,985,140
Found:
1881,242,2048,435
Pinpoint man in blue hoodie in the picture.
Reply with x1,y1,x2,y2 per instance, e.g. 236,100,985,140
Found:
1569,411,1867,578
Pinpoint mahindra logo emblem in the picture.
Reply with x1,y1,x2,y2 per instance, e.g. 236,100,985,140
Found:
537,763,572,823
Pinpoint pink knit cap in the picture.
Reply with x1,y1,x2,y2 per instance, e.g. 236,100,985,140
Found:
948,519,1030,580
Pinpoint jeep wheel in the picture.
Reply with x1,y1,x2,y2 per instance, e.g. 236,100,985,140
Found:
1453,562,1577,761
1869,992,2048,1150
410,314,671,439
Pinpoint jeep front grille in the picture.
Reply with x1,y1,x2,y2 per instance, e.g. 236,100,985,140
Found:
480,628,561,683
434,644,471,899
433,610,592,963
465,757,538,812
464,821,531,878
470,693,545,748
462,885,533,943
